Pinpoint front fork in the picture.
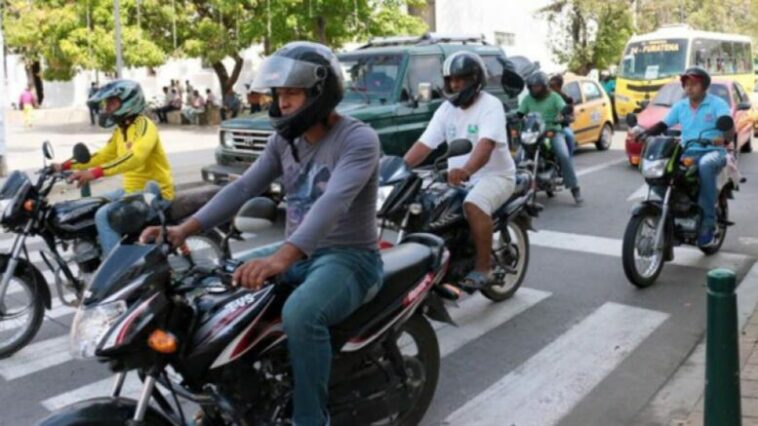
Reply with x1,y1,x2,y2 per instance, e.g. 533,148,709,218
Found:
654,186,672,252
0,224,32,312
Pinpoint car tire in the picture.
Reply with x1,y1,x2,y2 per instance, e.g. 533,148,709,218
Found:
596,123,613,151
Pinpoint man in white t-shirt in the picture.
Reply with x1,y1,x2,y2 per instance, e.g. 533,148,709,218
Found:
404,51,516,291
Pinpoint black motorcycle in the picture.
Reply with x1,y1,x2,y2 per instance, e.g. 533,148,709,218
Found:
377,139,539,302
0,142,223,358
622,114,736,288
39,195,453,426
515,110,571,198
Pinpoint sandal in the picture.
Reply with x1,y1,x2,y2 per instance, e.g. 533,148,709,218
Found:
459,271,491,294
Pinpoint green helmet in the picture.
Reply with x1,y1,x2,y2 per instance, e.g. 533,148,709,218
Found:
88,79,146,128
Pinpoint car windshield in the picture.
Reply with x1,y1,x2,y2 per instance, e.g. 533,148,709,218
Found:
651,82,731,107
619,39,688,80
652,83,684,107
339,53,403,103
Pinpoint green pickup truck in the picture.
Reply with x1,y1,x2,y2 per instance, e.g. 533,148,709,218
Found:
201,33,519,189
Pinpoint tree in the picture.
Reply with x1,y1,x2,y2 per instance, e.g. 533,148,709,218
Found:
539,0,634,74
2,0,166,104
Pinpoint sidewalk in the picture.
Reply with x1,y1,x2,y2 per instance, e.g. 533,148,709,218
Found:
635,263,758,426
676,309,758,426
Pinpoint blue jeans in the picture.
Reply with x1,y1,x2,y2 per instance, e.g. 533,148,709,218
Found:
694,150,727,231
242,246,383,426
563,127,576,156
550,132,579,189
94,181,162,256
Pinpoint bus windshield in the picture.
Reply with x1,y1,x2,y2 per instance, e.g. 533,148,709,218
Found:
619,39,688,80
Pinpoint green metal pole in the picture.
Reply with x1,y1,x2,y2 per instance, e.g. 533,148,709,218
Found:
705,268,742,426
80,182,91,198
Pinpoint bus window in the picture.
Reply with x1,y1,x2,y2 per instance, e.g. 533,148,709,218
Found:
691,38,743,76
734,42,752,74
619,39,687,80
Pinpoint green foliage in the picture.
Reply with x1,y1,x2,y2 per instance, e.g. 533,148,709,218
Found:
2,0,427,85
539,0,634,74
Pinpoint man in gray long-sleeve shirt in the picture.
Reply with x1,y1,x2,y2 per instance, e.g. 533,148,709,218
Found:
140,42,382,426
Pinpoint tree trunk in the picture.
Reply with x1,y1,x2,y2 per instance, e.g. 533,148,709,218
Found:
315,15,327,44
31,61,44,105
212,53,244,94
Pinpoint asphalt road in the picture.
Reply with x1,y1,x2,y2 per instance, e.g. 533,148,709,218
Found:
1,131,758,425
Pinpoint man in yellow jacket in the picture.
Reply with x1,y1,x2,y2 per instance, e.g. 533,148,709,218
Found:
54,80,174,256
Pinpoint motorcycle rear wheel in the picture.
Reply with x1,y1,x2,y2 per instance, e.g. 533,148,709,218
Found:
622,213,665,288
482,220,530,302
0,268,45,358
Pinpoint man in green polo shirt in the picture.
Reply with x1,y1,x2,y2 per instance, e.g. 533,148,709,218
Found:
518,72,583,204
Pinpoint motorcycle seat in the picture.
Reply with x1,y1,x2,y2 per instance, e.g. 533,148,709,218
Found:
331,234,445,346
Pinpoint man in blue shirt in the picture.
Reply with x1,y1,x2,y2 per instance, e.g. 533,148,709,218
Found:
636,67,733,247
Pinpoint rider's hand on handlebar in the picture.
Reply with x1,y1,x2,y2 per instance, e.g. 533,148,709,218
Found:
232,257,288,290
631,125,647,142
448,168,471,187
68,170,96,188
140,225,188,248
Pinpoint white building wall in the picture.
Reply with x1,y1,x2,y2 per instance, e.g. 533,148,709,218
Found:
4,45,266,109
434,0,560,72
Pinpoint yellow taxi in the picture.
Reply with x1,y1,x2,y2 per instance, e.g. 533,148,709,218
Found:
562,74,616,150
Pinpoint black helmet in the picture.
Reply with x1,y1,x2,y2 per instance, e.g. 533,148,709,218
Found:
526,72,549,99
442,51,488,108
251,41,344,142
87,80,146,128
680,66,711,89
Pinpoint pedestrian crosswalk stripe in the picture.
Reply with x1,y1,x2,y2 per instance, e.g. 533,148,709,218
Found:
436,288,551,357
444,302,668,426
529,229,753,271
0,335,71,380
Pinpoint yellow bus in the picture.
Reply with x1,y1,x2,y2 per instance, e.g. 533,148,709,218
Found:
615,24,754,118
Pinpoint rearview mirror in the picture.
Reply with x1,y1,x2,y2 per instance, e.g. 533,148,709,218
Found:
737,101,752,111
417,82,432,103
73,143,91,164
447,139,473,157
42,141,54,160
716,115,734,132
625,113,638,127
234,197,278,233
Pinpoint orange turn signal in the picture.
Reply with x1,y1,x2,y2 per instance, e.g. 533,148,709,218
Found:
681,157,696,167
23,200,35,212
148,329,178,354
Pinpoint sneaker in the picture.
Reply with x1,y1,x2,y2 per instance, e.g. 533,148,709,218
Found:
698,229,717,248
571,187,584,205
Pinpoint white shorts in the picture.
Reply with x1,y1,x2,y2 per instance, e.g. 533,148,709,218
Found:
464,174,516,216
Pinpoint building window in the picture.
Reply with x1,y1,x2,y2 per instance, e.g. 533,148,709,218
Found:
495,31,515,47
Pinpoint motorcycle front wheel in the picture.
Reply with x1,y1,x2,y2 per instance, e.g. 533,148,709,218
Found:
482,219,530,302
622,213,665,288
0,267,45,358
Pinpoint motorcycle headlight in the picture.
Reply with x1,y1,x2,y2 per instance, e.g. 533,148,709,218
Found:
221,131,235,148
641,158,667,179
521,131,539,145
69,300,127,359
377,185,394,213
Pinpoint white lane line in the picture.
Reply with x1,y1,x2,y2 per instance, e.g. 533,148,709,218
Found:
41,375,145,412
529,229,754,271
0,335,71,380
445,302,669,426
576,157,627,177
0,300,75,337
626,183,649,201
436,288,551,357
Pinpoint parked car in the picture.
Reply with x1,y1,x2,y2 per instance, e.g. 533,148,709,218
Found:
625,80,753,166
749,82,758,135
562,74,616,151
201,33,520,192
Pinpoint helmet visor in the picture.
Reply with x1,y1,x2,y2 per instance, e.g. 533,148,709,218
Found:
251,56,326,92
